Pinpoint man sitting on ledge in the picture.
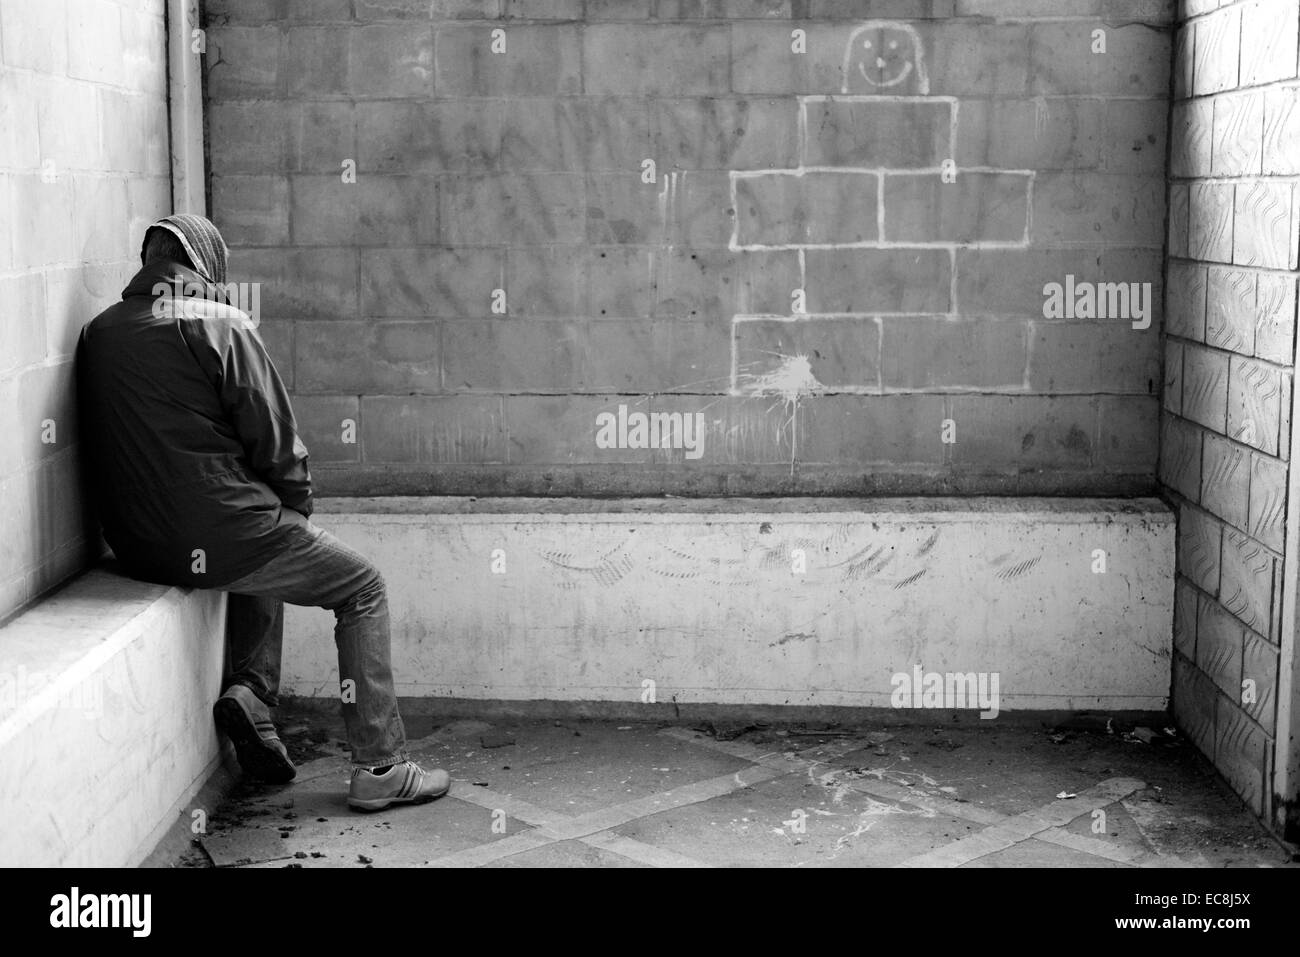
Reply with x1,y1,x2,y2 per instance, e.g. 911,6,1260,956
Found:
76,214,448,812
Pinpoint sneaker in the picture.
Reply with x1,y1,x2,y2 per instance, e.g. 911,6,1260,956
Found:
213,684,296,784
348,761,450,812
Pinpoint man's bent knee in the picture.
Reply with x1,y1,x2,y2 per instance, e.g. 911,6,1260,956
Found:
336,565,386,617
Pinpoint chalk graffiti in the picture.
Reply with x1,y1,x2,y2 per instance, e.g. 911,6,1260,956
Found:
841,21,930,95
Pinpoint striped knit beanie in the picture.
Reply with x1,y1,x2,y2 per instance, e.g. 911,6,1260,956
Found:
141,214,229,286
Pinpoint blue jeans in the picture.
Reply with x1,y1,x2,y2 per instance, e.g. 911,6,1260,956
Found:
220,520,408,768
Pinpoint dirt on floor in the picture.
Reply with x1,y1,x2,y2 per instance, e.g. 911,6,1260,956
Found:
167,705,1297,869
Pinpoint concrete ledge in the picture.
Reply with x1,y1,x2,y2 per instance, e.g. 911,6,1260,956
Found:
313,495,1164,518
285,496,1175,713
312,466,1158,499
285,695,1169,730
0,565,226,867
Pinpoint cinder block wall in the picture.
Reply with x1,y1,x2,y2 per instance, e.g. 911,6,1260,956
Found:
1161,0,1299,817
204,0,1171,497
0,0,172,621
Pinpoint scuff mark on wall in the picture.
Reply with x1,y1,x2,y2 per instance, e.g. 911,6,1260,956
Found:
914,530,941,558
994,555,1042,581
538,545,636,586
845,545,895,580
771,631,817,647
893,569,927,589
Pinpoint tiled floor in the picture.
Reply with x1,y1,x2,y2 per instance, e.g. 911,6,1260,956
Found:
177,711,1297,868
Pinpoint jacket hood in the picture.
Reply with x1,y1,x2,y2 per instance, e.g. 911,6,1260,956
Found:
140,214,229,285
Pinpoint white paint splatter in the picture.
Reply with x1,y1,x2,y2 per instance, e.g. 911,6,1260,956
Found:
737,353,825,474
742,353,825,402
834,817,879,853
826,792,936,858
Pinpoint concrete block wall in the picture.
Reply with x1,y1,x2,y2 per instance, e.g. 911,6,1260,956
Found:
0,0,172,621
1160,0,1300,817
204,0,1172,498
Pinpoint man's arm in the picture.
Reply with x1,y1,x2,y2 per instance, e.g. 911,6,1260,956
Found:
217,323,314,517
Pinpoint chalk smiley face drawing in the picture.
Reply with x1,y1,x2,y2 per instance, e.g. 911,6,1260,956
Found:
841,21,929,95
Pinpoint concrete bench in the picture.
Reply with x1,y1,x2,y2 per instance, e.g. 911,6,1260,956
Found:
284,496,1175,718
0,495,1175,865
0,565,225,867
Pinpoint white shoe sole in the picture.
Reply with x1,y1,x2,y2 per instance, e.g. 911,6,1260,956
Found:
348,790,444,812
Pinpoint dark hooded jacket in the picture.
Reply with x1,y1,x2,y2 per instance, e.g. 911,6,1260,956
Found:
76,259,313,589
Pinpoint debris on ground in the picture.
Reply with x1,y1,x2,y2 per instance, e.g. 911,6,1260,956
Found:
692,721,766,741
1124,726,1180,746
789,727,850,737
176,708,1296,870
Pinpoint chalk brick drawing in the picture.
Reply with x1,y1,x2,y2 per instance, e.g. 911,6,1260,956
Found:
730,21,1035,398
